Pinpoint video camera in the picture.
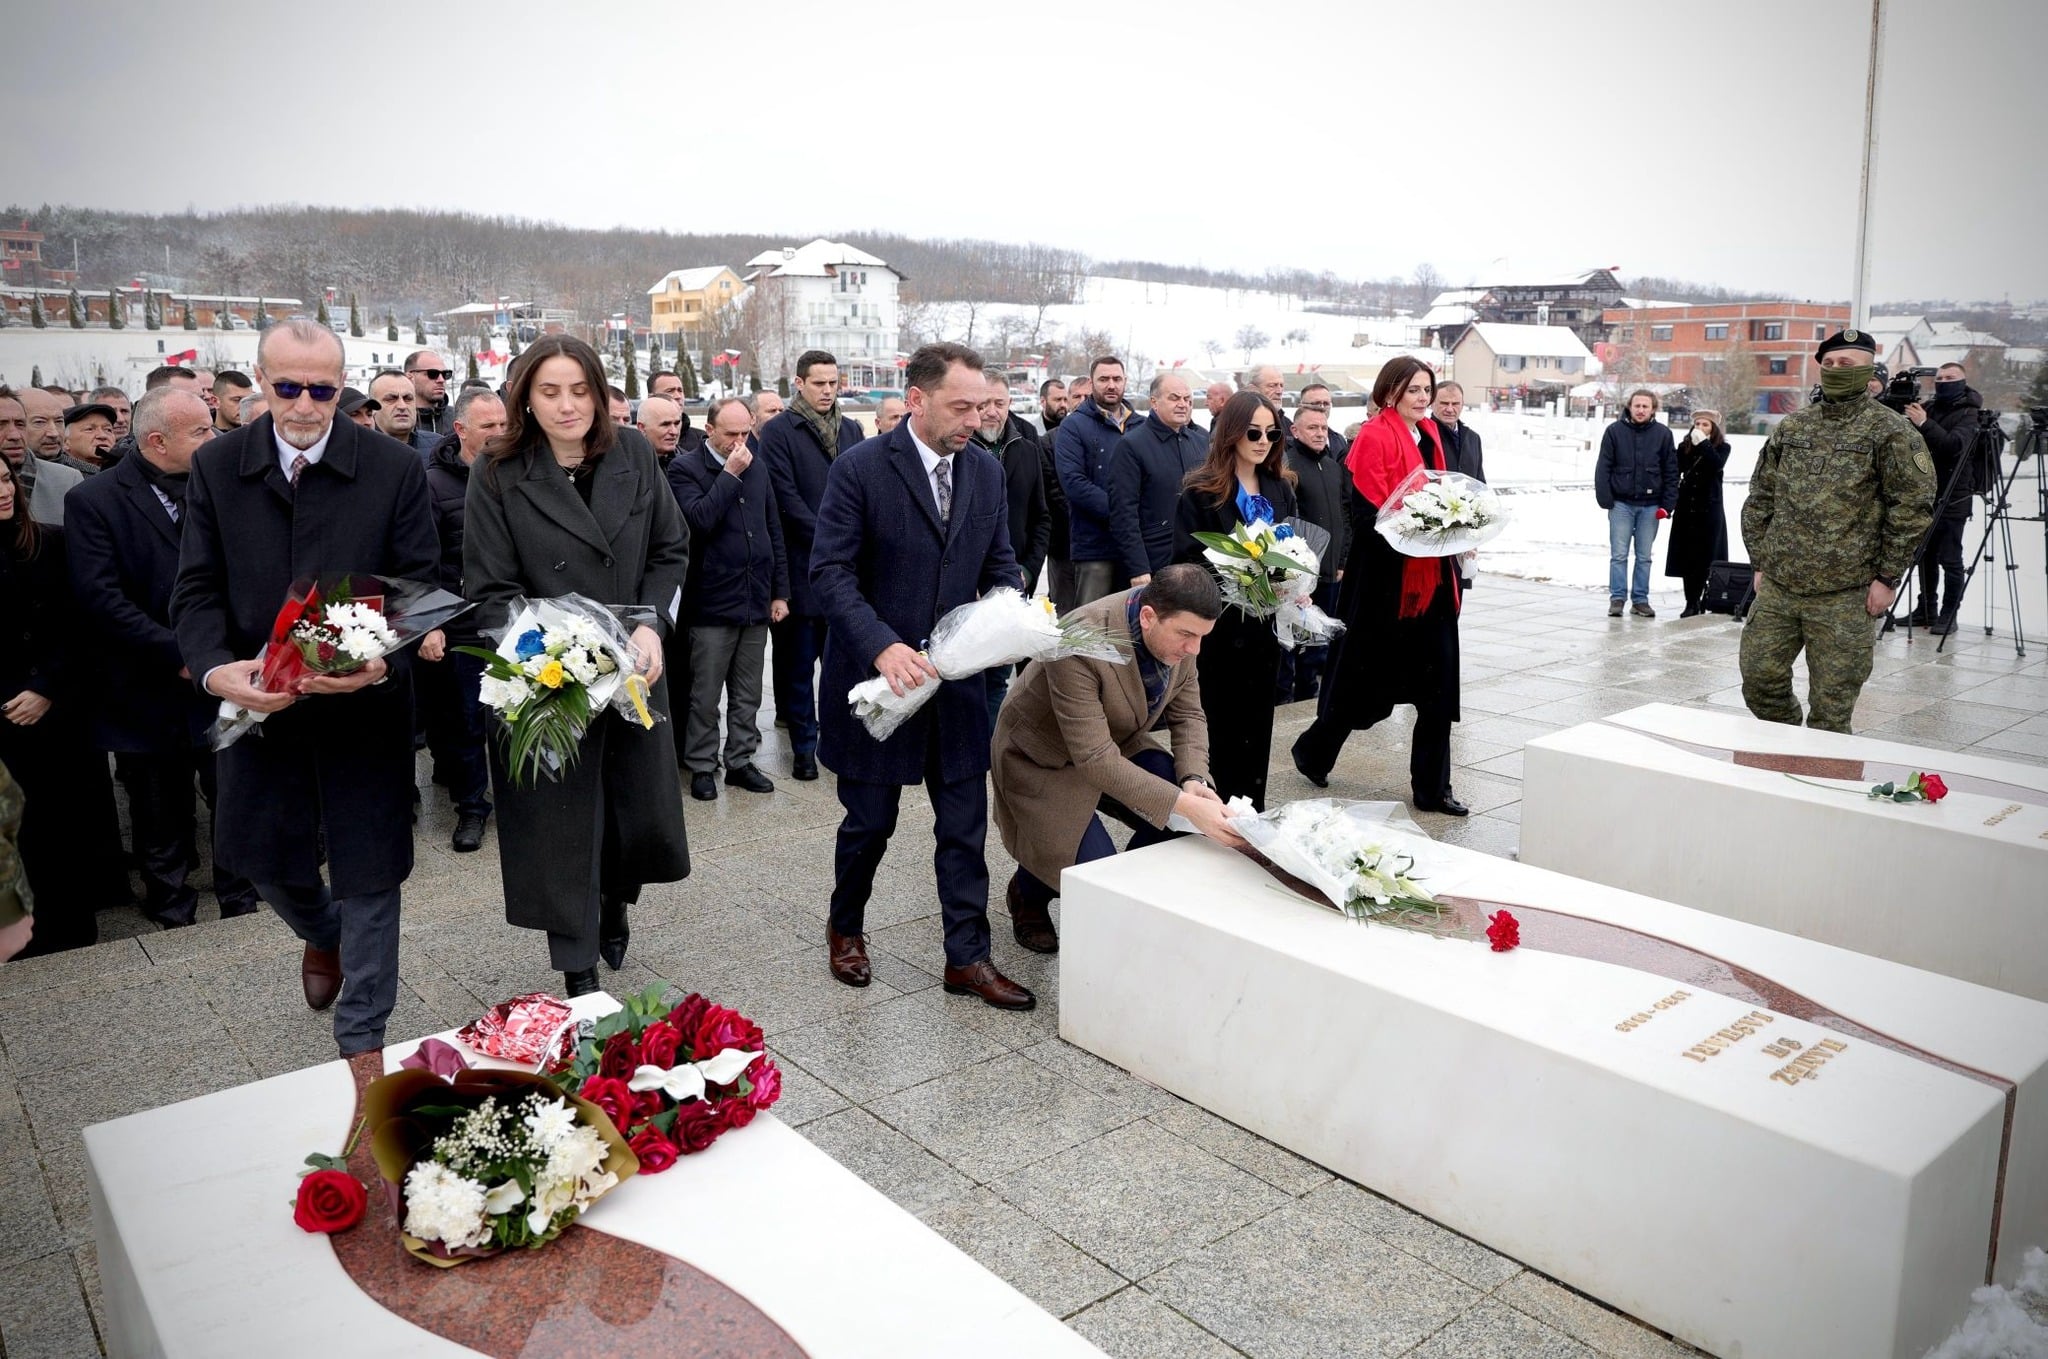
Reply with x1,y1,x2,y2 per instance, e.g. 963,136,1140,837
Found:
1879,366,1938,414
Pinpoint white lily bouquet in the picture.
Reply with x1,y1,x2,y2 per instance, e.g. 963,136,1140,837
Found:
849,587,1127,740
1220,797,1464,932
1374,467,1507,558
458,595,660,787
1194,516,1344,650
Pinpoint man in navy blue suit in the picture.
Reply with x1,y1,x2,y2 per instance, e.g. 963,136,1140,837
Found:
810,342,1035,1010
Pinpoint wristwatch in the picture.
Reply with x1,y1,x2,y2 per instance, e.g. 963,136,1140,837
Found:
1181,775,1214,790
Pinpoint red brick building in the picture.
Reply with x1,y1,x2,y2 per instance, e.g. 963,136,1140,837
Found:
1599,302,1849,416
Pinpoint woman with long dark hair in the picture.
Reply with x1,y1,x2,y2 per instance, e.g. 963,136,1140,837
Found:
0,454,103,954
1172,391,1298,809
1665,408,1730,616
462,337,691,996
1291,358,1467,815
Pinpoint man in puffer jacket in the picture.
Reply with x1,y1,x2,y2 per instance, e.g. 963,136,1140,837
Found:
1593,389,1678,618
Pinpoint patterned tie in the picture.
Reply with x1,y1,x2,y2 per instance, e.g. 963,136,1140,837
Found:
934,457,952,527
289,453,310,486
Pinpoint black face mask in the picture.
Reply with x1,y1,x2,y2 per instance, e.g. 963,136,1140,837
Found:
1934,379,1966,402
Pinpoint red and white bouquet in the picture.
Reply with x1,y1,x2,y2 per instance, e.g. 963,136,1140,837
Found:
554,984,782,1172
214,573,472,748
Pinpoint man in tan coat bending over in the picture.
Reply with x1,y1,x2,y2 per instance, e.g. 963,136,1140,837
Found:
991,564,1245,953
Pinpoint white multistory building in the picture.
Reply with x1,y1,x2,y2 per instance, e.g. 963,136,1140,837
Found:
743,240,902,387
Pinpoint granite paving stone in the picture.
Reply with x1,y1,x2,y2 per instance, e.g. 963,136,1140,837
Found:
769,993,1008,1103
757,1052,851,1127
795,1106,974,1216
1144,1199,1479,1359
0,1249,101,1359
1495,1273,1705,1358
1405,1298,1601,1358
871,1051,1141,1183
1302,1180,1523,1291
1068,1287,1248,1359
1144,1102,1333,1197
989,1120,1292,1279
1018,1038,1179,1120
917,1188,1127,1318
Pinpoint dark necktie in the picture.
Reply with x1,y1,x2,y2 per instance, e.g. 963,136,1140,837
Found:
289,453,310,486
934,457,952,527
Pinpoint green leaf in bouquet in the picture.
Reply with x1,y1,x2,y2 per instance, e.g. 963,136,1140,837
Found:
1191,530,1253,559
650,1106,680,1136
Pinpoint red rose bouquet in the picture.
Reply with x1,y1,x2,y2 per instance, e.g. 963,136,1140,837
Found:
554,983,781,1172
214,573,473,749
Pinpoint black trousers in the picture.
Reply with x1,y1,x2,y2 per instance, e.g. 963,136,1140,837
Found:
829,746,991,970
1918,516,1968,619
1294,698,1455,806
115,749,261,925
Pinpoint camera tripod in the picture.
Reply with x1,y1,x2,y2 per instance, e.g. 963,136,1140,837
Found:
1883,416,1983,642
1943,413,2039,657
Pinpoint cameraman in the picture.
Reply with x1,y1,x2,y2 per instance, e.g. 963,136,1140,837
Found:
1902,362,1980,634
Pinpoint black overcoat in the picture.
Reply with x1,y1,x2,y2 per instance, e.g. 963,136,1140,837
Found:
462,438,692,935
759,406,864,617
169,416,439,895
811,424,1021,787
1664,436,1730,579
1172,469,1297,810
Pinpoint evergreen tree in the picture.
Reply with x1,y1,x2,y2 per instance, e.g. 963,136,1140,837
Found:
256,297,270,330
349,293,364,338
415,316,428,346
385,312,399,342
109,289,126,330
29,295,46,329
509,331,523,360
144,291,162,330
624,341,640,399
182,300,198,331
30,365,42,387
466,349,480,382
67,288,85,328
750,367,763,394
776,374,790,399
317,295,331,328
220,299,235,331
2028,363,2048,411
680,360,698,400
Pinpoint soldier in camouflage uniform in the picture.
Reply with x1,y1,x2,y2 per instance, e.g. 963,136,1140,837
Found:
0,758,32,962
1740,329,1934,733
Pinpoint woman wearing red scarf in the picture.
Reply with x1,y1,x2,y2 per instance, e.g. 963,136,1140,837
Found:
1290,357,1467,816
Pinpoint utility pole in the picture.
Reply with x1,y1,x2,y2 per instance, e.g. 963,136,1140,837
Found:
1850,0,1887,328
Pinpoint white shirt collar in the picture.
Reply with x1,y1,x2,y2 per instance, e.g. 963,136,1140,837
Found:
274,420,335,479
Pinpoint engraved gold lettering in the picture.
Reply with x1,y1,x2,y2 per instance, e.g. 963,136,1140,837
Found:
1984,803,2022,827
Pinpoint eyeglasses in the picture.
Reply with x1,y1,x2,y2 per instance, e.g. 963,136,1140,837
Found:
270,381,340,402
1243,427,1281,442
408,368,455,381
1299,401,1331,411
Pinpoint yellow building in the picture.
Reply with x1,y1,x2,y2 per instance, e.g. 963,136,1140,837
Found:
647,266,744,336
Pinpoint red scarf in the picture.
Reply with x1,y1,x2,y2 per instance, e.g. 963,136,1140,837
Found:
1347,408,1460,620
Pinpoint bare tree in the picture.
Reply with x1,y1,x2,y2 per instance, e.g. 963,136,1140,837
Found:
1234,324,1270,364
1688,332,1759,433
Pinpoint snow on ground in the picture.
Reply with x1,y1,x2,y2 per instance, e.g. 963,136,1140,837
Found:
1921,1247,2048,1359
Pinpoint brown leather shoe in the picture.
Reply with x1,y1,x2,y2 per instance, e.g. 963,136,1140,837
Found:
942,959,1036,1011
1006,872,1059,954
302,944,342,1011
827,928,871,987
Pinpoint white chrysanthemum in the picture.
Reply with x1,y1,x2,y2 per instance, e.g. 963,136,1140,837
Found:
477,674,532,713
403,1161,492,1248
522,1096,579,1152
560,648,600,687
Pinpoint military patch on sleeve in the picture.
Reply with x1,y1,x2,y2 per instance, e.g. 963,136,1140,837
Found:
1914,448,1933,473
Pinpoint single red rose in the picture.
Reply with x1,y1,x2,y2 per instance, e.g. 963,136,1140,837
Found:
634,1086,667,1119
672,1100,721,1154
639,1020,682,1072
597,1030,638,1081
628,1129,678,1175
695,1005,763,1059
716,1098,756,1132
293,1169,367,1234
1486,910,1521,953
745,1058,782,1110
1919,773,1948,803
316,640,336,664
579,1075,637,1132
667,995,711,1048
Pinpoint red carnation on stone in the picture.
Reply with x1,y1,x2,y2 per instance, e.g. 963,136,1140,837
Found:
1486,909,1521,953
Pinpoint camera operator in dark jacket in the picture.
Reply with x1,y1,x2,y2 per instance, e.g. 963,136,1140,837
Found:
1901,362,1980,634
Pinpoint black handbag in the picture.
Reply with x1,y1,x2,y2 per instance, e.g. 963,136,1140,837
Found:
1703,560,1754,618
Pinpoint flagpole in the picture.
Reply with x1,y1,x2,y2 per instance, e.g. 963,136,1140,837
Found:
1850,0,1886,328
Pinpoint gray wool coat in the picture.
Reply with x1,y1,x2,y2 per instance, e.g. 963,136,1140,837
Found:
461,432,692,937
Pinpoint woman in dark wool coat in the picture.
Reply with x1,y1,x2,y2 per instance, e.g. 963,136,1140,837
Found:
463,336,691,996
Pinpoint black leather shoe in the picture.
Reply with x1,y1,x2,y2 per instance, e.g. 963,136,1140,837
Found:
563,967,601,998
690,772,718,801
725,763,775,794
792,753,819,781
599,896,630,971
1416,794,1471,817
1006,872,1059,953
1290,735,1330,789
451,811,487,853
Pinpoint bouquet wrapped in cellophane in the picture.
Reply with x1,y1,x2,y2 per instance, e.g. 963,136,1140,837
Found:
848,588,1126,740
1219,797,1469,935
1374,467,1507,558
214,574,473,749
1193,516,1344,651
457,595,660,787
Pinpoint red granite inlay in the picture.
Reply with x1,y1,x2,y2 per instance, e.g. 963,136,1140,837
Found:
1731,750,1865,780
1611,722,2048,808
330,1052,808,1358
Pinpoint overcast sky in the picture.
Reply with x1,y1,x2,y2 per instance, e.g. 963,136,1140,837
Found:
3,0,2039,305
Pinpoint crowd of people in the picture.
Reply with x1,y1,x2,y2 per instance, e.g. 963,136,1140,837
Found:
0,322,1950,1058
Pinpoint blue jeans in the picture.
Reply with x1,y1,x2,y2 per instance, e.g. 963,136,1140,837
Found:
1608,502,1660,604
256,879,403,1055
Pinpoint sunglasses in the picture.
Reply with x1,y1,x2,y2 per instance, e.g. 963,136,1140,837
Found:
270,381,340,402
1243,427,1281,442
408,368,455,381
